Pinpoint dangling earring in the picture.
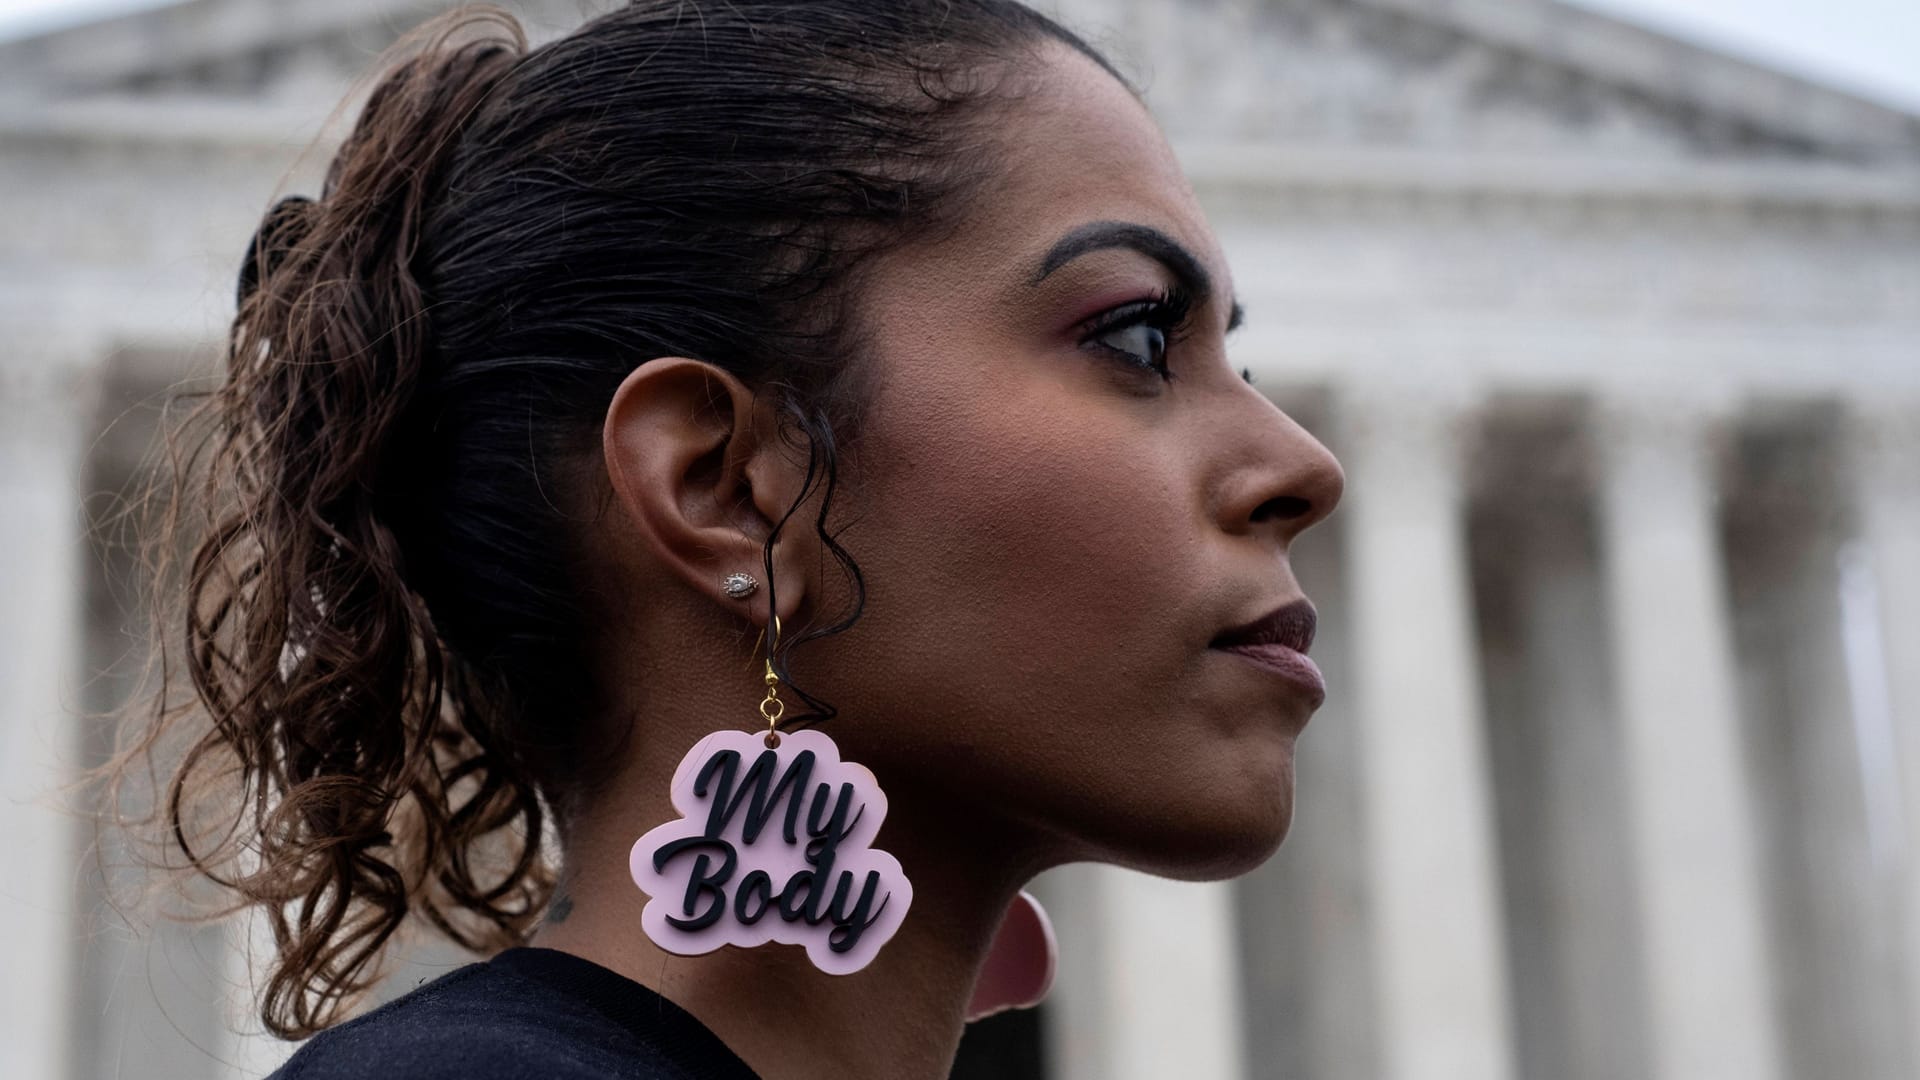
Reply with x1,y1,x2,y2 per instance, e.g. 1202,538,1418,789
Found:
628,600,913,975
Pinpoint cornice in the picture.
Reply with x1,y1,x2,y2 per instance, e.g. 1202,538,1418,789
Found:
5,100,1915,221
1178,142,1920,217
0,97,342,152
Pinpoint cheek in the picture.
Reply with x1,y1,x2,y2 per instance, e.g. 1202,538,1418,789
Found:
832,361,1260,829
870,368,1193,684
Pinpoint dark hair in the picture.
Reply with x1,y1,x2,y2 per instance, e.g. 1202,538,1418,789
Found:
100,0,1125,1041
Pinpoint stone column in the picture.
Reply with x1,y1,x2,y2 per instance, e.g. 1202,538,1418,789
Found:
1593,394,1781,1080
1475,502,1651,1080
1334,386,1516,1080
0,336,102,1080
1847,396,1920,1079
1039,865,1245,1080
217,906,298,1080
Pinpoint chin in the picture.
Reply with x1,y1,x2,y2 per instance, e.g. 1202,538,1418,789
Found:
1182,785,1295,880
1087,757,1297,881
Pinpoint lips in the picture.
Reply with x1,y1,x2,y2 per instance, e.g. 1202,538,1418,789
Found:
1210,598,1316,654
1210,598,1324,708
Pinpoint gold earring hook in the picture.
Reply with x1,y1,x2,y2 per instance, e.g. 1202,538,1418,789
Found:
753,613,784,747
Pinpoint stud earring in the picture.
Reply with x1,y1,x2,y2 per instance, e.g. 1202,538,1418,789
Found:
722,572,758,599
628,610,913,975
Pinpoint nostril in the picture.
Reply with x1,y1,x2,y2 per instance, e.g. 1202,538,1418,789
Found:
1251,495,1313,522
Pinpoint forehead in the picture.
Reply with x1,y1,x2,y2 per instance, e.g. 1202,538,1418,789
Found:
954,42,1229,290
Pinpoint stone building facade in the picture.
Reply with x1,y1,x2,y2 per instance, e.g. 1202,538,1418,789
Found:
2,1,1917,1078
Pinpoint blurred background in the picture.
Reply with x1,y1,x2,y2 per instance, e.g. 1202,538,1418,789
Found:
2,0,1916,1078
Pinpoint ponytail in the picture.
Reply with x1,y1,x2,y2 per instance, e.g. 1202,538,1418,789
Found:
106,8,548,1040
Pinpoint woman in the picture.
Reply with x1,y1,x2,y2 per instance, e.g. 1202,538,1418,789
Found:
109,1,1343,1076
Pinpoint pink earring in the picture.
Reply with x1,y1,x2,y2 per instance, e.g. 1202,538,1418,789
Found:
629,607,913,974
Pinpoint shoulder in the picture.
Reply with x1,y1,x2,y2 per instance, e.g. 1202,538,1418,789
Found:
266,962,663,1080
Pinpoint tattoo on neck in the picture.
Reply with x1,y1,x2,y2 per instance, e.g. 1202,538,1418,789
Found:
547,890,574,924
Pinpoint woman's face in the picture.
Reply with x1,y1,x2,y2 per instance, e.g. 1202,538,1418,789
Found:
802,41,1344,880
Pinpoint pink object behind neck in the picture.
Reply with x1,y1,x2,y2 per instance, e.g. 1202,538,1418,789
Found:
966,890,1057,1022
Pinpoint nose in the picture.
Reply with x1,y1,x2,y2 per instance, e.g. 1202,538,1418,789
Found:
1217,399,1344,547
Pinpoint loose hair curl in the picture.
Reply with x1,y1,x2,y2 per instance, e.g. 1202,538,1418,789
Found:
96,0,1125,1043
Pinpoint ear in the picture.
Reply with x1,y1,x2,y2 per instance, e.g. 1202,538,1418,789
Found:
602,358,820,634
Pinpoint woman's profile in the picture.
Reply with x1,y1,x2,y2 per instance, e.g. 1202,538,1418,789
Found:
103,1,1344,1076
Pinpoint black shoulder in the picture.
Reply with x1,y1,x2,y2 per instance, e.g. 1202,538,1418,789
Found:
266,966,625,1080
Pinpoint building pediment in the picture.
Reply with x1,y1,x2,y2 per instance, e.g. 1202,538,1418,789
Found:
1,0,1916,169
1110,0,1919,165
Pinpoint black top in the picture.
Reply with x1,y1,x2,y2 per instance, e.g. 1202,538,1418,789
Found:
267,946,762,1080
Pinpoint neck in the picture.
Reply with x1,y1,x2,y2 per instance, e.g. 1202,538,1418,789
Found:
530,769,1038,1080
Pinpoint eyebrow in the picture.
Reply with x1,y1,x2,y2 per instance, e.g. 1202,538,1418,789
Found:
1030,220,1245,332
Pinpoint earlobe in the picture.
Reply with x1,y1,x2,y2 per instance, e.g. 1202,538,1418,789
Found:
601,358,817,625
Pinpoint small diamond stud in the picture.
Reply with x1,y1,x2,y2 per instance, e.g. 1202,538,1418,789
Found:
722,572,759,599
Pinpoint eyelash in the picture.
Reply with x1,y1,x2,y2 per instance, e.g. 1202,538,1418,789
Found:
1078,284,1196,382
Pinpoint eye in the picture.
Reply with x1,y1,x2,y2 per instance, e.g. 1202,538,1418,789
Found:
1078,286,1195,382
1095,320,1168,375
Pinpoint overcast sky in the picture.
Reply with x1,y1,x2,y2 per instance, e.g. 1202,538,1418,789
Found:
1,0,1915,112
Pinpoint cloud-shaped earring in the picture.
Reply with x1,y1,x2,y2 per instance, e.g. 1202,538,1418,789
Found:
628,612,913,974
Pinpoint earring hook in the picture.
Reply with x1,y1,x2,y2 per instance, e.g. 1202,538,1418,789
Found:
752,613,784,746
